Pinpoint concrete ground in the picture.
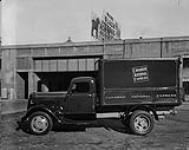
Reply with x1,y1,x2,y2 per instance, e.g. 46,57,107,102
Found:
1,99,28,115
0,108,189,150
0,99,189,150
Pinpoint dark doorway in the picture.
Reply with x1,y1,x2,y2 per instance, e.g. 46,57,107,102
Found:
183,58,189,97
183,82,189,95
35,71,97,92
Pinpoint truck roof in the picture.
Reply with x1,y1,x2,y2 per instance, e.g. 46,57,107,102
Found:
71,76,95,82
101,58,179,61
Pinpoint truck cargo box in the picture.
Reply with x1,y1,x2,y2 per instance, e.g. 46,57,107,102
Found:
98,58,182,106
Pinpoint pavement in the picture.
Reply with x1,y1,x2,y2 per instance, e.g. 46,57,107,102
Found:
1,99,28,115
1,103,189,150
176,101,189,111
0,99,189,115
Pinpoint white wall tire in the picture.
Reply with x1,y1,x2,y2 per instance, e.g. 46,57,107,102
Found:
129,110,154,136
29,111,53,135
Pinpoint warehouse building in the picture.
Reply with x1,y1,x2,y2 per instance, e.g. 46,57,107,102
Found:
1,36,189,100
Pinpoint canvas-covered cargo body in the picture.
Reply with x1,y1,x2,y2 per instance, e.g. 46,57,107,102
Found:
98,58,183,107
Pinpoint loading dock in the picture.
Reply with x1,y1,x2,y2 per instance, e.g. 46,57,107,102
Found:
1,36,189,100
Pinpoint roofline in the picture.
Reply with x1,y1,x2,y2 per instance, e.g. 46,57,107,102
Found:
2,36,189,49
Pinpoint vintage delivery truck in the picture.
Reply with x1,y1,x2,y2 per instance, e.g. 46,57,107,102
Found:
18,58,184,135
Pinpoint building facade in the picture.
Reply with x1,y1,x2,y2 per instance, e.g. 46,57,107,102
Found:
1,36,189,100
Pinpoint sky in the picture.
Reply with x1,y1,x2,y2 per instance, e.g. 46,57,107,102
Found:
1,0,189,45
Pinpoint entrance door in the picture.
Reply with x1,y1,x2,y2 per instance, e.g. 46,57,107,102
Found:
67,81,95,114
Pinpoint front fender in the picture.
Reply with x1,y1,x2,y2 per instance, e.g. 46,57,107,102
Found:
22,105,61,123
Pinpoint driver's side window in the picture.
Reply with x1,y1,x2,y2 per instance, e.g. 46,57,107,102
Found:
72,82,90,93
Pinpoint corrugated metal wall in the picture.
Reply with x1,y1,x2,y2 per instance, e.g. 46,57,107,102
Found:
33,58,99,72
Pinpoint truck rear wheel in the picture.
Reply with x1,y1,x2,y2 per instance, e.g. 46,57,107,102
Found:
29,111,53,135
129,110,154,136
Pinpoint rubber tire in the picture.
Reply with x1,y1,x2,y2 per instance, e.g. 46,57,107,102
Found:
129,110,154,136
29,111,53,135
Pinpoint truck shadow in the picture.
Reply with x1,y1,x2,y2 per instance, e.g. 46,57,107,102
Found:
53,119,132,135
17,117,132,135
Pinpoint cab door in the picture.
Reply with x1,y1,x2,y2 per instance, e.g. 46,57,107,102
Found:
67,81,95,114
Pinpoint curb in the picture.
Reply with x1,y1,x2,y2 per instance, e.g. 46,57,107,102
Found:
1,109,26,115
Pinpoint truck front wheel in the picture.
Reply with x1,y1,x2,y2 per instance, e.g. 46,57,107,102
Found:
129,110,154,136
29,111,53,135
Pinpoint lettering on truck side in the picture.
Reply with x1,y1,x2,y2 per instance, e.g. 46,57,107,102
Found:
132,65,149,83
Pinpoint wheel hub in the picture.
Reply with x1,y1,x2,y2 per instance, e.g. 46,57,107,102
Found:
31,116,48,133
134,116,150,132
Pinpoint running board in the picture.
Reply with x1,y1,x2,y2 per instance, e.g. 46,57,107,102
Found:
96,112,123,119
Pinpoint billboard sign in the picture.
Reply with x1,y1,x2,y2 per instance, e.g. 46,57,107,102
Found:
91,11,121,41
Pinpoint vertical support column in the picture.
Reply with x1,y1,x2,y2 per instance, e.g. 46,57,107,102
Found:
28,56,34,96
103,40,108,59
29,72,41,94
160,38,163,58
28,71,34,96
1,49,16,100
122,40,126,59
179,56,183,88
28,71,49,93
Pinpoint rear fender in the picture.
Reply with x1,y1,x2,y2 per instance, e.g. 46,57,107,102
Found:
124,105,159,121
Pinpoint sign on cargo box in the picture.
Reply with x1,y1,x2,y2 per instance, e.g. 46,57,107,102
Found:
132,65,149,83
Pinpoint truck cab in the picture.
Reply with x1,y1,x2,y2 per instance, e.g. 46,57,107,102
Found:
64,77,96,116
